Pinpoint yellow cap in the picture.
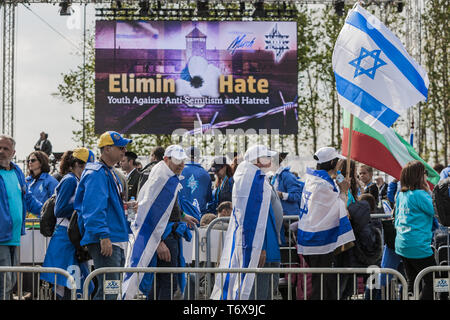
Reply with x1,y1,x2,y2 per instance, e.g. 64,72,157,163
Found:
98,131,132,148
73,147,95,163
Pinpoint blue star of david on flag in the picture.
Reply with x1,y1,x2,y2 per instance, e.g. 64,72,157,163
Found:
348,47,387,80
187,174,198,194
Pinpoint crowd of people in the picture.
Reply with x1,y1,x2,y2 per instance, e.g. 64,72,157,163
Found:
0,130,449,301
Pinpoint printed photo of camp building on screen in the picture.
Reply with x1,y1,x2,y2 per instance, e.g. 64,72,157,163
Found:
95,20,298,134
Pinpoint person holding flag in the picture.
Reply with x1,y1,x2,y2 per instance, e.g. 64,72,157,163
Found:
210,145,281,300
121,145,198,300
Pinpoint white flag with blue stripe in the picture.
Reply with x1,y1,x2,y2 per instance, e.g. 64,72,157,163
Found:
297,168,355,255
210,161,271,300
121,161,182,300
332,4,428,133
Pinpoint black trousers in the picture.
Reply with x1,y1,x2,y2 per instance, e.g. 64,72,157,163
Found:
400,254,436,300
304,253,337,300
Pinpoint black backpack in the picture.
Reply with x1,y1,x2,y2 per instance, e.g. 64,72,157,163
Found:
67,212,91,263
433,177,450,226
39,194,57,237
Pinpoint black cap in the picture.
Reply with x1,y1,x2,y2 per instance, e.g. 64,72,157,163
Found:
279,152,288,162
125,151,138,160
209,156,227,173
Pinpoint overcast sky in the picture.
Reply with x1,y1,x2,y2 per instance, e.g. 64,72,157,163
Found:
5,3,96,160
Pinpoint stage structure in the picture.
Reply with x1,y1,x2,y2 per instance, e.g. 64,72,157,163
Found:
1,0,419,140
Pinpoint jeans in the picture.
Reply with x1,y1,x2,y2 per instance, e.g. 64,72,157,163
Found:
87,243,125,300
148,234,179,300
249,261,280,300
0,246,19,300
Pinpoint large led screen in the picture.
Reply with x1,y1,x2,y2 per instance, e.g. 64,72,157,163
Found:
95,21,298,134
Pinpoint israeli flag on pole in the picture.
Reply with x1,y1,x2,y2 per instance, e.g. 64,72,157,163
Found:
210,161,271,300
121,161,181,300
332,4,428,133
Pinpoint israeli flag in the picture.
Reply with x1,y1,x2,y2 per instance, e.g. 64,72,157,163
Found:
382,199,392,214
332,4,428,133
121,161,182,300
297,168,355,255
210,161,272,300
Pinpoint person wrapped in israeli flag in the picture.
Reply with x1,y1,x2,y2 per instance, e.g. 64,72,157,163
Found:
210,145,276,300
121,145,198,300
332,3,428,133
297,147,355,255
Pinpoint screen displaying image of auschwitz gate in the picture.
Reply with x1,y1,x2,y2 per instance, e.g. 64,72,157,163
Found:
95,20,298,134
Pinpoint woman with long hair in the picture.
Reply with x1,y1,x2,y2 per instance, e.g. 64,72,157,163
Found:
40,148,95,299
394,160,436,300
339,159,359,206
206,156,234,214
25,150,59,206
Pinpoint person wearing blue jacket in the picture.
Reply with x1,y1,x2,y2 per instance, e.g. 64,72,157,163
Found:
41,147,95,299
179,146,212,217
270,152,304,246
25,150,59,213
394,160,436,300
74,131,132,300
271,153,304,215
206,156,234,214
0,135,43,300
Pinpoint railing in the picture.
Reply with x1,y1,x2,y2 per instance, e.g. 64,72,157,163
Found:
81,266,408,300
0,266,77,300
413,266,450,300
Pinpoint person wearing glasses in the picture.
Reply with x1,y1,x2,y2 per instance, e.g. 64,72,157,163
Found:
74,131,133,300
40,148,95,299
25,151,59,208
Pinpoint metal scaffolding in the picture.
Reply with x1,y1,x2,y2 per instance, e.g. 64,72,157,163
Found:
2,2,15,137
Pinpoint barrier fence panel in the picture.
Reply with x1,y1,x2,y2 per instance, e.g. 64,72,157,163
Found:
82,267,408,301
0,266,77,300
413,266,450,300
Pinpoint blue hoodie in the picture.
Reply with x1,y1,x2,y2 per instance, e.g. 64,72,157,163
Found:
74,162,130,246
180,162,212,216
271,167,304,215
0,162,43,242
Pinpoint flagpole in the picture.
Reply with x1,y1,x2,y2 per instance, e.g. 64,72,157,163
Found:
346,114,354,180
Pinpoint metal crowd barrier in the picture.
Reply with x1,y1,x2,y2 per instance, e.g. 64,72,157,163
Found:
0,266,77,300
21,218,51,266
81,266,408,300
413,266,450,300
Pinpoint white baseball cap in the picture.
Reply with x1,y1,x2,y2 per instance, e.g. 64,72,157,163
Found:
314,147,346,164
244,145,277,162
164,145,188,161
